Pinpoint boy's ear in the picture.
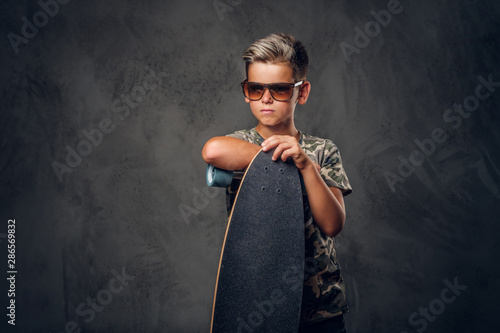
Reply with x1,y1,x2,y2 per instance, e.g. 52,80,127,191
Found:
297,81,311,105
245,97,250,103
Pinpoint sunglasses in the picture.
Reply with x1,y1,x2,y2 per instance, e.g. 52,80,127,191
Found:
241,80,304,102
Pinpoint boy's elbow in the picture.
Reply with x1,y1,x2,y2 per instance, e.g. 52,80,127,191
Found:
324,224,342,238
324,215,345,238
202,138,222,164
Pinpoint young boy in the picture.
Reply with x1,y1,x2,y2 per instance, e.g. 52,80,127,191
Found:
202,33,352,333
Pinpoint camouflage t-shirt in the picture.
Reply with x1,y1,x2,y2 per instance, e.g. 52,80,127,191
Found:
225,128,352,324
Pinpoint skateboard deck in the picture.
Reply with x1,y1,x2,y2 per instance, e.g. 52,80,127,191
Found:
210,149,305,333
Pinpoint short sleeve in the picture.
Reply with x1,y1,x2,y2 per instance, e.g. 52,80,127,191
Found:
225,128,264,146
320,141,352,196
225,130,247,141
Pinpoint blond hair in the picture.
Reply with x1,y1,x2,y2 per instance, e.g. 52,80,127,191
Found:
242,33,309,81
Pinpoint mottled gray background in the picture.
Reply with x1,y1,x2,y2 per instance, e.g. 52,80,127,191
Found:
1,0,499,332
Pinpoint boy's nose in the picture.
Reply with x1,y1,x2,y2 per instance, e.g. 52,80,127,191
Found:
261,87,273,103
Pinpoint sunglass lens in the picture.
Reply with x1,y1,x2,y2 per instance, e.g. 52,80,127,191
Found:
270,84,293,101
246,83,264,100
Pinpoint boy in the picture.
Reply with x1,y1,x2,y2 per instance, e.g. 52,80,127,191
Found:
202,33,352,333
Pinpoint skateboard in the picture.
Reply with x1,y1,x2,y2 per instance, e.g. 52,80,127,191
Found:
208,149,305,333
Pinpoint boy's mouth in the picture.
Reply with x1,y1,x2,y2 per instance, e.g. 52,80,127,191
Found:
260,109,274,114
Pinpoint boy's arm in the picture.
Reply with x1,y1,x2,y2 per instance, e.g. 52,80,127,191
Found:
202,136,261,170
300,163,346,238
261,135,346,238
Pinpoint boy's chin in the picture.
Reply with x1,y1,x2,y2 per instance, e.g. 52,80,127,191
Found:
257,121,288,130
257,119,278,127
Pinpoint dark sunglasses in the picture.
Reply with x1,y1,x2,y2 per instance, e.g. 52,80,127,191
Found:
241,80,304,102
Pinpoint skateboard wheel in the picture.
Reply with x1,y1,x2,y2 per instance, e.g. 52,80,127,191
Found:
206,164,233,187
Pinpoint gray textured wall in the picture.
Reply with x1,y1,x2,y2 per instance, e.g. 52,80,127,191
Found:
1,0,499,332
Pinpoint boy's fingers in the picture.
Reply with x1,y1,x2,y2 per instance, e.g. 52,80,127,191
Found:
262,136,281,146
280,145,303,163
262,135,294,147
272,143,289,160
262,137,285,151
261,138,276,150
281,150,293,162
262,137,302,162
261,135,276,146
280,144,295,159
270,142,296,161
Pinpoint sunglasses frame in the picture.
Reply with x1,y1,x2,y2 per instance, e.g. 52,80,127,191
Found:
241,80,304,102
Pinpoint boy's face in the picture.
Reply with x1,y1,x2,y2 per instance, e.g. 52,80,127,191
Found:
245,62,309,131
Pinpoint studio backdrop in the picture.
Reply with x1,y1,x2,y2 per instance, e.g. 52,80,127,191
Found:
1,0,499,332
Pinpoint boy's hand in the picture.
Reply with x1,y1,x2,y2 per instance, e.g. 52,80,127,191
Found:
261,135,345,238
261,135,316,172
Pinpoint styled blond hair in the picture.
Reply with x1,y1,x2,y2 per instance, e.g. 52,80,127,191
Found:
242,33,309,81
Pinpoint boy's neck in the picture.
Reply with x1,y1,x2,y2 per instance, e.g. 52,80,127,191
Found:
255,123,300,141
